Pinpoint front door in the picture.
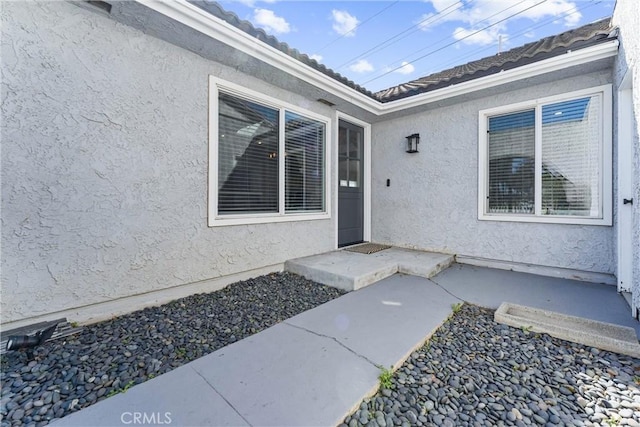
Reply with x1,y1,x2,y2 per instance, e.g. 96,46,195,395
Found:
338,120,364,247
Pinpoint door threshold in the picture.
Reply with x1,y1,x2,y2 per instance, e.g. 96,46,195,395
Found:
339,241,366,249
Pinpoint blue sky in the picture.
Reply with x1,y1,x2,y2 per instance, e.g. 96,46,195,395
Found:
217,0,615,93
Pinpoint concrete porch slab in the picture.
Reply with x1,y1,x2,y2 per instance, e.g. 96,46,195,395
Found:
495,303,640,358
285,247,454,291
431,263,640,335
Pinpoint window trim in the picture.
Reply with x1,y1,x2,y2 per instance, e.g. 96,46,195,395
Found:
478,85,612,226
208,76,331,227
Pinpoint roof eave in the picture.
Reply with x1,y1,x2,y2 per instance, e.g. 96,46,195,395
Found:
377,39,619,114
136,0,382,114
134,0,618,118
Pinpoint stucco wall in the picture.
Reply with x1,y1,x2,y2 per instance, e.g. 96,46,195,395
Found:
371,71,615,274
612,0,640,312
1,2,335,324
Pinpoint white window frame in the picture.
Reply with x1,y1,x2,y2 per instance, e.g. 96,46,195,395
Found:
478,85,612,226
208,76,331,227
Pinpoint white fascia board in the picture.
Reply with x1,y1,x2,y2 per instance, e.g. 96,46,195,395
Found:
135,1,618,117
136,0,381,113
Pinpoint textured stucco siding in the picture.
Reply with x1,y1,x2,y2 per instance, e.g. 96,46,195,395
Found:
1,2,335,323
371,71,615,274
612,0,640,312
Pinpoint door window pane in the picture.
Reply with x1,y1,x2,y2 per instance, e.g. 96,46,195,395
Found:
339,127,348,156
339,159,349,187
348,159,360,188
349,129,361,159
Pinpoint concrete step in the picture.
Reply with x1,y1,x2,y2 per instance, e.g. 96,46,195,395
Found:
285,247,454,291
495,302,640,358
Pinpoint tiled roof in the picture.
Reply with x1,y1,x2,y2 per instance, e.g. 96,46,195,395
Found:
191,1,616,104
375,18,616,102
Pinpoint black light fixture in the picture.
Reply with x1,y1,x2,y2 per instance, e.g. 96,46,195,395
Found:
406,133,420,153
6,323,57,361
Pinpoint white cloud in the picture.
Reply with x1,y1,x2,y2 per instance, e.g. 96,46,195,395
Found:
236,0,277,6
349,59,374,73
253,9,290,34
309,54,323,62
420,0,582,46
453,26,502,46
332,10,359,37
395,61,415,75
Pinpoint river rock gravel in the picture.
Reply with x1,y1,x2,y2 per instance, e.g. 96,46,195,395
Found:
0,272,344,427
342,304,640,427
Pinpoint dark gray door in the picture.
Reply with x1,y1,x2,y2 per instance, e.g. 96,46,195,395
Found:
338,120,364,247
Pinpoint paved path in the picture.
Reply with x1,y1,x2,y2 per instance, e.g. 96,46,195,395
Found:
52,262,640,427
433,264,640,335
52,274,459,427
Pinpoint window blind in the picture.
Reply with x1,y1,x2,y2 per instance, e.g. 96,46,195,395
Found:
218,93,279,214
541,96,600,217
285,111,325,212
487,109,535,214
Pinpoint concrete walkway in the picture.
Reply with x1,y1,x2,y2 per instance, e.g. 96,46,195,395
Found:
52,274,459,427
52,256,640,427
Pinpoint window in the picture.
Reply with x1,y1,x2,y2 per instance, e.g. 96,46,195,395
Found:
209,77,330,226
478,86,612,225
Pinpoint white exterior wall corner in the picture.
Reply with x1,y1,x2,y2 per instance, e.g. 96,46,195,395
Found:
371,71,616,275
612,0,640,313
0,2,336,324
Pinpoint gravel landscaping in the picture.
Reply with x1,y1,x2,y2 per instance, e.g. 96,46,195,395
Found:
343,304,640,427
0,272,345,427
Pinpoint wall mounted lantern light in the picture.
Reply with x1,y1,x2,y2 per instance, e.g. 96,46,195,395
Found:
406,133,420,153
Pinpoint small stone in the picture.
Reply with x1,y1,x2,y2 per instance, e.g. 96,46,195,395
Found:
424,400,434,411
619,408,633,418
405,410,417,424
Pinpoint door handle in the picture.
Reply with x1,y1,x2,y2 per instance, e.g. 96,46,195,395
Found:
623,198,633,205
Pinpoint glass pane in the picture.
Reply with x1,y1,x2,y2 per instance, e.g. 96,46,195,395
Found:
348,128,361,159
348,159,360,188
284,111,325,212
218,92,278,214
541,96,600,217
339,159,348,187
339,127,348,156
487,109,535,214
